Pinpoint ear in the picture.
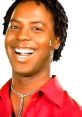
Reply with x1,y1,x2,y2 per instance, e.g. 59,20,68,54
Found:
53,37,61,50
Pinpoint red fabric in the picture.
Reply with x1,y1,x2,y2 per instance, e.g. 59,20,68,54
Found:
0,77,82,117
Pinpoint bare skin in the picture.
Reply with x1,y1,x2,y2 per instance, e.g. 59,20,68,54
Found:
5,1,60,116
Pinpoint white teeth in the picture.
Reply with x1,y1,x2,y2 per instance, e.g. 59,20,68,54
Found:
15,48,34,54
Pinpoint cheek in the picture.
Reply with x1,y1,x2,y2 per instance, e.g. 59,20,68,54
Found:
5,34,13,54
5,37,10,58
5,38,10,54
39,39,51,58
5,32,16,48
5,36,8,50
35,34,50,47
34,35,51,56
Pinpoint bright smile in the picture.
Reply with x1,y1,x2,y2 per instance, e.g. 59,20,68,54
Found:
14,48,36,62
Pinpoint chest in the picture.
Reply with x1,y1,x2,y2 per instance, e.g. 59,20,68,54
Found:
1,97,76,117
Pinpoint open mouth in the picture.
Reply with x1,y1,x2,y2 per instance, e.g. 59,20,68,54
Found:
14,48,35,61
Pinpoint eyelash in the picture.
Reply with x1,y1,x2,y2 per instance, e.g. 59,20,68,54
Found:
31,27,43,32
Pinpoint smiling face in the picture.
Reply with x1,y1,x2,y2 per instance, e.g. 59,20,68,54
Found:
5,1,60,77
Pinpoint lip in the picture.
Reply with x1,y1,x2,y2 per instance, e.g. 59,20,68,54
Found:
12,47,36,62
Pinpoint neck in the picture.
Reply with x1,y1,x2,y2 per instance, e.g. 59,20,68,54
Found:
12,69,51,93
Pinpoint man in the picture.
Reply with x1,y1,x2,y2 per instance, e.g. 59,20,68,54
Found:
0,0,82,117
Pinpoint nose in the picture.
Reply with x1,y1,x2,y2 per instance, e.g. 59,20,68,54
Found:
17,27,31,41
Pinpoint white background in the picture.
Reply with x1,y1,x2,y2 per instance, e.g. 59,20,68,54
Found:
0,0,82,105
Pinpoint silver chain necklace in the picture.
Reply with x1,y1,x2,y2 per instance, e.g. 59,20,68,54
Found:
11,85,38,117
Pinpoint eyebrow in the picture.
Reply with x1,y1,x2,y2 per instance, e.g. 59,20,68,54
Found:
10,19,20,23
10,18,47,27
30,21,47,27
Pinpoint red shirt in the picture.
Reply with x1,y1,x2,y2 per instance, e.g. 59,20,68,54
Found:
0,76,82,117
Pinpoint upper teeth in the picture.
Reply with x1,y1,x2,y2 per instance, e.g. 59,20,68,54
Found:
15,48,34,54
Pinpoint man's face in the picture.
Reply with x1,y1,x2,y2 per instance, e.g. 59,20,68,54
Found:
5,1,59,76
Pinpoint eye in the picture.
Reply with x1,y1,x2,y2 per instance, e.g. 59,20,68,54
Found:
9,25,19,30
31,26,44,32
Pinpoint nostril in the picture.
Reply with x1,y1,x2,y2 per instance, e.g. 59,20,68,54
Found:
17,40,31,47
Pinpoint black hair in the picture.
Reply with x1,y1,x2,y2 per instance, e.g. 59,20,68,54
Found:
3,0,68,61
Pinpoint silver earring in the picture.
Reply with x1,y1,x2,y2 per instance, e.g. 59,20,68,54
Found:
49,40,52,47
50,50,53,62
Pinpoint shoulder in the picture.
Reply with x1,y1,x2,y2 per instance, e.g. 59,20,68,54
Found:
62,90,82,116
0,79,11,116
41,77,82,116
0,79,11,103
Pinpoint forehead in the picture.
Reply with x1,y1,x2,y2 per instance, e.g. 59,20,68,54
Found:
11,1,54,24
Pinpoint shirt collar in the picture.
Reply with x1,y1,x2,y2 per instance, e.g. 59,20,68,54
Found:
0,76,64,107
41,76,64,108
